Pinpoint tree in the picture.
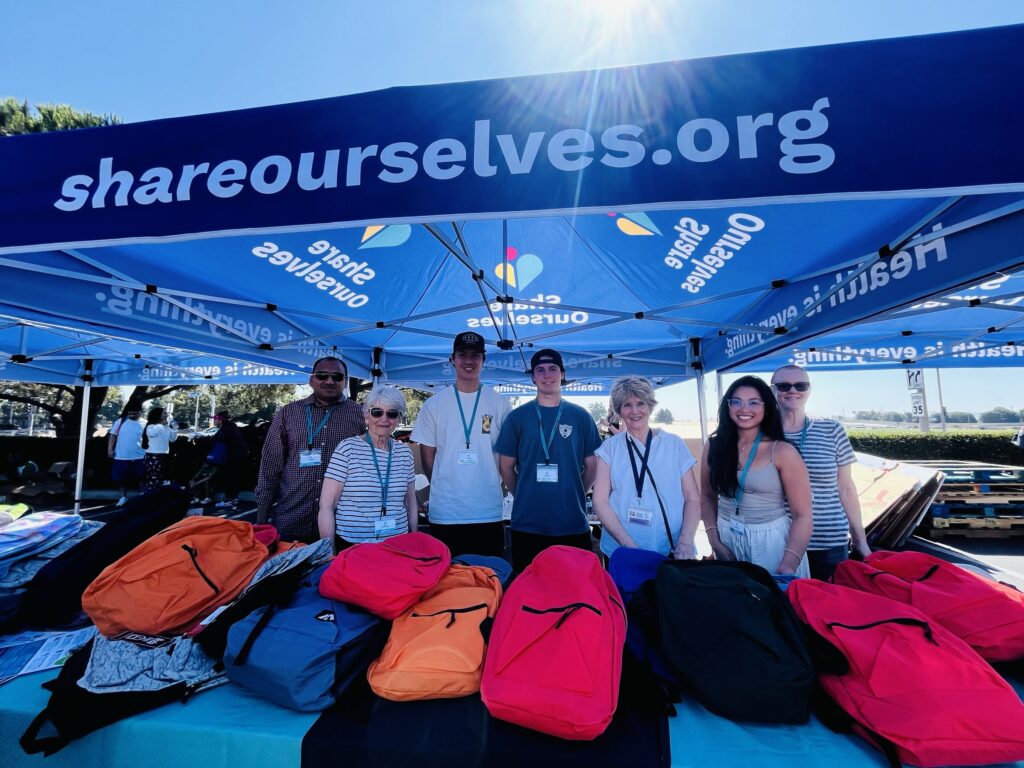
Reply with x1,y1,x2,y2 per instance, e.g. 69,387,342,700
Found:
980,406,1019,424
587,401,607,423
0,98,119,135
160,384,298,426
653,408,674,424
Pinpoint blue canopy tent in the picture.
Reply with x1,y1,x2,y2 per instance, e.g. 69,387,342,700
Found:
0,25,1023,437
0,317,308,511
731,268,1024,372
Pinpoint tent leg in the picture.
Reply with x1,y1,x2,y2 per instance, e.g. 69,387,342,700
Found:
73,381,91,516
935,369,947,433
696,369,709,444
715,371,724,404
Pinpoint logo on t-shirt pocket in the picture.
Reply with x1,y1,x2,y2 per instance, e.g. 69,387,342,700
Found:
559,424,573,439
481,414,493,434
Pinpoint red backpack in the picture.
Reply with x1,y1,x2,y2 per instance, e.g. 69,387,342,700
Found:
481,546,626,741
318,532,450,619
788,579,1024,767
833,550,1024,662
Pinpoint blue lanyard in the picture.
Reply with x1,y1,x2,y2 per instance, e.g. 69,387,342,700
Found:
534,400,564,465
454,385,483,449
306,403,335,450
798,417,810,451
735,432,763,512
364,434,393,515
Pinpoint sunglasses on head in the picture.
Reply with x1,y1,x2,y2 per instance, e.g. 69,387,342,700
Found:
369,407,401,420
774,382,810,392
312,372,345,382
727,398,764,409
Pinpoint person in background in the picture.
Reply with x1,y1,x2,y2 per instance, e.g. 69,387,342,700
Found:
772,365,871,580
198,411,250,506
411,331,510,557
496,348,602,572
141,407,178,491
700,375,812,577
317,385,416,551
107,404,145,506
255,356,365,542
591,376,701,559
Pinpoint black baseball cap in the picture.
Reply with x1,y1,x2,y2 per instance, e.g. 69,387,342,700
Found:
452,331,486,354
529,348,565,373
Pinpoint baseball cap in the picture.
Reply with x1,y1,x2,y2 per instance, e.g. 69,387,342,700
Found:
452,331,486,354
529,348,565,373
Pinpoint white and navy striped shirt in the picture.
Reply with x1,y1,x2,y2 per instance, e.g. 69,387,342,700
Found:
325,435,415,543
784,418,856,549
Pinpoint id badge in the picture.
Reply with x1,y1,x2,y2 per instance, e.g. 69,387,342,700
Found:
374,516,398,537
536,463,559,483
299,449,321,467
729,518,746,538
627,502,653,526
457,449,479,466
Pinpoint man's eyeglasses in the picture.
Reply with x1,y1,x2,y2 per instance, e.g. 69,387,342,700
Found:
727,398,764,409
369,408,402,420
312,372,345,382
774,382,810,392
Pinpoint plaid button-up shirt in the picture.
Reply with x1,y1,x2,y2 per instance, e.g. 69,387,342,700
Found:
255,395,365,541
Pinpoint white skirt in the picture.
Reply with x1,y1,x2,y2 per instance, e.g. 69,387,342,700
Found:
717,511,810,578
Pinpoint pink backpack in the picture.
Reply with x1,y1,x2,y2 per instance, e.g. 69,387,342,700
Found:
481,546,626,740
318,532,450,619
833,550,1024,662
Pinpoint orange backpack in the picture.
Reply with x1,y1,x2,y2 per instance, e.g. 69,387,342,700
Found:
367,564,503,701
82,517,269,637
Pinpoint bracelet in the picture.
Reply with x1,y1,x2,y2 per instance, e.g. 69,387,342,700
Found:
705,526,718,532
783,547,802,560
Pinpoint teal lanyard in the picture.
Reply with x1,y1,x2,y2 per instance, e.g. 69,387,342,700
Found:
735,432,763,512
454,385,483,449
306,403,335,450
798,417,810,451
534,400,565,465
364,434,393,515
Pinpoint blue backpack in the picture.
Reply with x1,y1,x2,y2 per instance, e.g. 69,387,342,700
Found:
452,554,513,587
608,548,682,692
224,569,387,712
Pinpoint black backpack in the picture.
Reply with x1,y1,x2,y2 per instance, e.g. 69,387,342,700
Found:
19,486,188,629
653,559,813,724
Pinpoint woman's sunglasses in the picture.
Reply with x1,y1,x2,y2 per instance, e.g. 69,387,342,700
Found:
369,407,402,420
312,372,345,382
774,382,810,392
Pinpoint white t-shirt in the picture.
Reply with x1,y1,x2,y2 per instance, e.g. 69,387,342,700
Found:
595,430,696,557
411,384,510,524
143,423,178,455
111,418,146,460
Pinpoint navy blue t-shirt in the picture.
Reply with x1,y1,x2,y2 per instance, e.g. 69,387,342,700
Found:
495,399,601,536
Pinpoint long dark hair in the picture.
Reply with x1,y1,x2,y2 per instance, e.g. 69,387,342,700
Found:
707,375,784,498
141,407,165,450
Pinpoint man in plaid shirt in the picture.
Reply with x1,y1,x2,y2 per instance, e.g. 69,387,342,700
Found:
255,357,365,542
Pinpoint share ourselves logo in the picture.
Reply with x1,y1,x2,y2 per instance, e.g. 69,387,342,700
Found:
359,224,412,249
609,211,662,236
494,246,543,289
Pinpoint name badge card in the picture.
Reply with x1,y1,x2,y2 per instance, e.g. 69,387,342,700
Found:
729,518,746,538
536,463,559,483
627,502,653,526
299,449,321,467
374,517,398,537
457,449,479,465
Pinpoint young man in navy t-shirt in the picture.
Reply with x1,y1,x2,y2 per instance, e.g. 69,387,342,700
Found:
496,349,602,571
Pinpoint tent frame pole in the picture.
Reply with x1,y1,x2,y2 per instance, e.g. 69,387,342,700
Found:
73,362,93,516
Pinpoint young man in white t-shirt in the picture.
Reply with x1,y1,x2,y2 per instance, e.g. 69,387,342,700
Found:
107,407,146,506
411,331,510,556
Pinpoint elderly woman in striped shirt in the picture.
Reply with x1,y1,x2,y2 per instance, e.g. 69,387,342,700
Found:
317,385,417,553
771,365,871,580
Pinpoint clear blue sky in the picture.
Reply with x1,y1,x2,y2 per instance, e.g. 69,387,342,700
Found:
4,0,1024,420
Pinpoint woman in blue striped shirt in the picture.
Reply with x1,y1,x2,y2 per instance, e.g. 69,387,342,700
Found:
771,366,871,580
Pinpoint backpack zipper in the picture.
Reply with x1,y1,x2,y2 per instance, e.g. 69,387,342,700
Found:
181,544,220,595
826,617,937,645
522,602,602,629
413,603,488,628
